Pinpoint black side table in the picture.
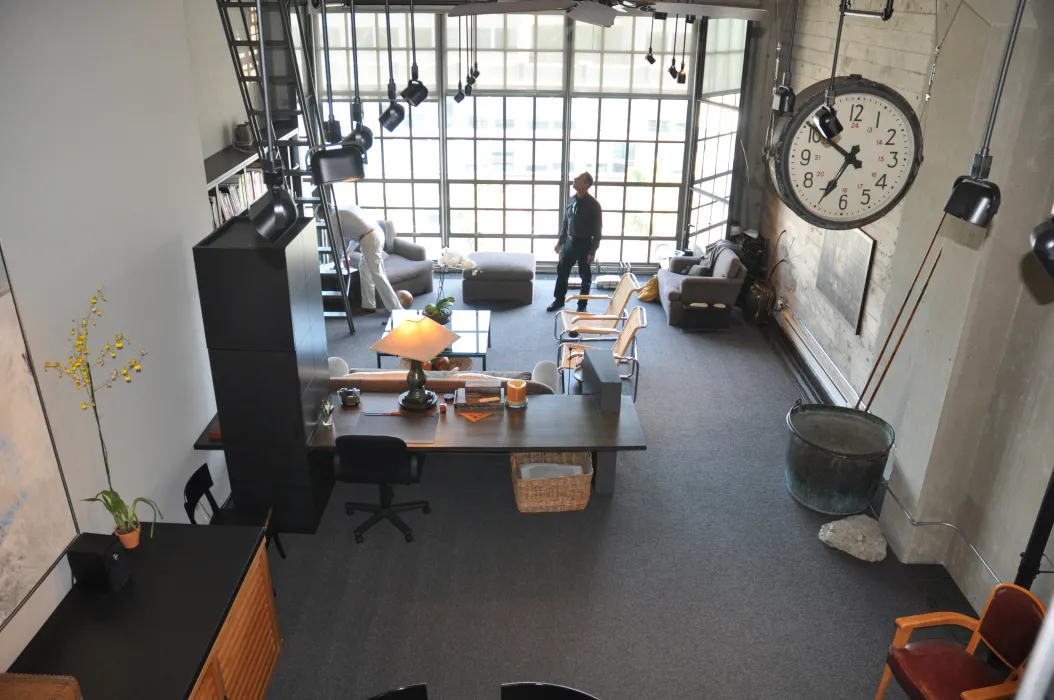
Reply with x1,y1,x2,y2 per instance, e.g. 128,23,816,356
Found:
681,302,731,332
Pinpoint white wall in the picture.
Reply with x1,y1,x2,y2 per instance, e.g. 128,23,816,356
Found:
0,0,228,669
184,0,247,158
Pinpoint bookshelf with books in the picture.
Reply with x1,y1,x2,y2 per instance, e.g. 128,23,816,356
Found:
203,129,298,230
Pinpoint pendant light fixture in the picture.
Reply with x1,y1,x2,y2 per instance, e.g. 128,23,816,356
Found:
454,16,466,103
945,0,1027,228
400,0,429,106
667,17,679,80
677,15,689,84
378,0,405,131
319,0,341,143
472,17,480,80
645,12,656,64
464,15,475,96
341,0,374,158
247,0,297,241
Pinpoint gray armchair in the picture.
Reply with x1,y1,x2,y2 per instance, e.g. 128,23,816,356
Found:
345,220,434,307
657,248,746,326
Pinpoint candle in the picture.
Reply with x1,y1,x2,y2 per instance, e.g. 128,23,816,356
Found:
506,379,527,407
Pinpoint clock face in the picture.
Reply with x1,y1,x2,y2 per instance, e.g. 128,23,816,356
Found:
771,77,923,230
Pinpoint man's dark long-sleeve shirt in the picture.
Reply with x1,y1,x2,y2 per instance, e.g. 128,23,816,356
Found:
557,193,602,255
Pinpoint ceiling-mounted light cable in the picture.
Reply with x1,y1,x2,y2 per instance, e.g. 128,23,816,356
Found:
667,16,679,80
943,0,1027,228
465,14,475,96
454,16,466,103
677,15,689,84
472,16,480,79
378,0,405,131
319,0,341,142
401,0,429,106
342,0,374,157
645,12,656,64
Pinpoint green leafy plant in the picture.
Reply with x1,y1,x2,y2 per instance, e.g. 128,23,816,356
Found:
424,296,455,319
85,490,162,537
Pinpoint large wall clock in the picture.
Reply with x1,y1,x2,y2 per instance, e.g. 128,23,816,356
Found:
769,75,923,230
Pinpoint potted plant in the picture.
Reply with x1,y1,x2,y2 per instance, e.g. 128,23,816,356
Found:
44,289,161,549
425,248,480,324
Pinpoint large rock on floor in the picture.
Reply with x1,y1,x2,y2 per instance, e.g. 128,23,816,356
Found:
818,515,887,562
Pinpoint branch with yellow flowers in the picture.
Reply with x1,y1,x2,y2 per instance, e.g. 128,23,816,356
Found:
42,289,147,491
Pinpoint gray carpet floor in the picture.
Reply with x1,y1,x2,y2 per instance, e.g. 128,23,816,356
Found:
267,276,970,700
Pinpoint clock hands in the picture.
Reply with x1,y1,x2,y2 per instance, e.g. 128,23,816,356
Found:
816,141,863,205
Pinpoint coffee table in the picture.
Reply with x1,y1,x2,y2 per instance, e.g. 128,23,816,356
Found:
378,309,492,370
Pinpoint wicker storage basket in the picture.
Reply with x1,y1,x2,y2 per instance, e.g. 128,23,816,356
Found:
511,451,593,513
0,674,82,699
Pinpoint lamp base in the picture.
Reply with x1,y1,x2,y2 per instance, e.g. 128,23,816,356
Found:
399,389,437,412
400,358,437,411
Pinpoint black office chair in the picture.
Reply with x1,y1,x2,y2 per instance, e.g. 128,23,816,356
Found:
501,683,600,700
183,464,286,559
366,683,428,700
335,435,430,543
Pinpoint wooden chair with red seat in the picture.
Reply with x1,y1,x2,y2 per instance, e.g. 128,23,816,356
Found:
874,583,1046,700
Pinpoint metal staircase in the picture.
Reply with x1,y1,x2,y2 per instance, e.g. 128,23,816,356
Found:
216,0,356,333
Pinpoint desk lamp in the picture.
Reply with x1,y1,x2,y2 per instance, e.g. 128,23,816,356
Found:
370,317,460,411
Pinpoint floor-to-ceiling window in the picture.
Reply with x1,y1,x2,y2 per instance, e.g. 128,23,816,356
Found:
316,11,750,265
444,14,566,259
569,16,690,265
688,18,748,250
320,10,444,257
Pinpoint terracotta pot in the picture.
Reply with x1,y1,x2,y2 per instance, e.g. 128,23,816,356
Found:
116,522,141,549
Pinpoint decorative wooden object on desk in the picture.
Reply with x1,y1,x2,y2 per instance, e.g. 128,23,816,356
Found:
10,523,280,700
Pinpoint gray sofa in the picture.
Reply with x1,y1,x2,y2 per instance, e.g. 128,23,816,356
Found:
657,248,747,326
345,220,433,307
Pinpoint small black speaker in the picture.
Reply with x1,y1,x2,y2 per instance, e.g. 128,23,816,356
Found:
66,533,131,593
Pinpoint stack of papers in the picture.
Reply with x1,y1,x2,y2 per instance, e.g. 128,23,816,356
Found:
520,463,584,479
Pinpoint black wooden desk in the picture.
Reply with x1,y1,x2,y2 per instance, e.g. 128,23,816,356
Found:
10,523,278,699
308,392,646,493
193,392,647,500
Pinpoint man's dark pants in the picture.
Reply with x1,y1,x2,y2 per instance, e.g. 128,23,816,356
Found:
554,241,592,306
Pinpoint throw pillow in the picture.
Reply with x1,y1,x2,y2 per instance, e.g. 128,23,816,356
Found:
687,264,710,277
377,219,397,251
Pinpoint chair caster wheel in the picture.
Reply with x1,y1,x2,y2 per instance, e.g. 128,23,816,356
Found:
405,533,414,543
423,506,431,514
354,534,364,544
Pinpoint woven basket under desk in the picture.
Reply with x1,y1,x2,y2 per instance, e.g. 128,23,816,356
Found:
510,451,593,513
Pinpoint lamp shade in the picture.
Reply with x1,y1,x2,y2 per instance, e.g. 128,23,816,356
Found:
370,317,460,363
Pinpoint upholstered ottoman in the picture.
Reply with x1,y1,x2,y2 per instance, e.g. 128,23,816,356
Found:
462,252,535,306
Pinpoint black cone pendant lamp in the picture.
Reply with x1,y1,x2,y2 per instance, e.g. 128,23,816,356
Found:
342,0,373,158
378,0,405,131
454,17,466,103
247,0,297,240
668,17,679,80
645,13,656,64
400,0,428,106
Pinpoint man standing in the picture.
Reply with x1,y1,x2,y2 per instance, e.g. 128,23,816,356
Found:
547,171,602,312
335,203,401,314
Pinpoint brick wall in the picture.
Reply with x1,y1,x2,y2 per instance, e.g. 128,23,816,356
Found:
763,0,936,399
